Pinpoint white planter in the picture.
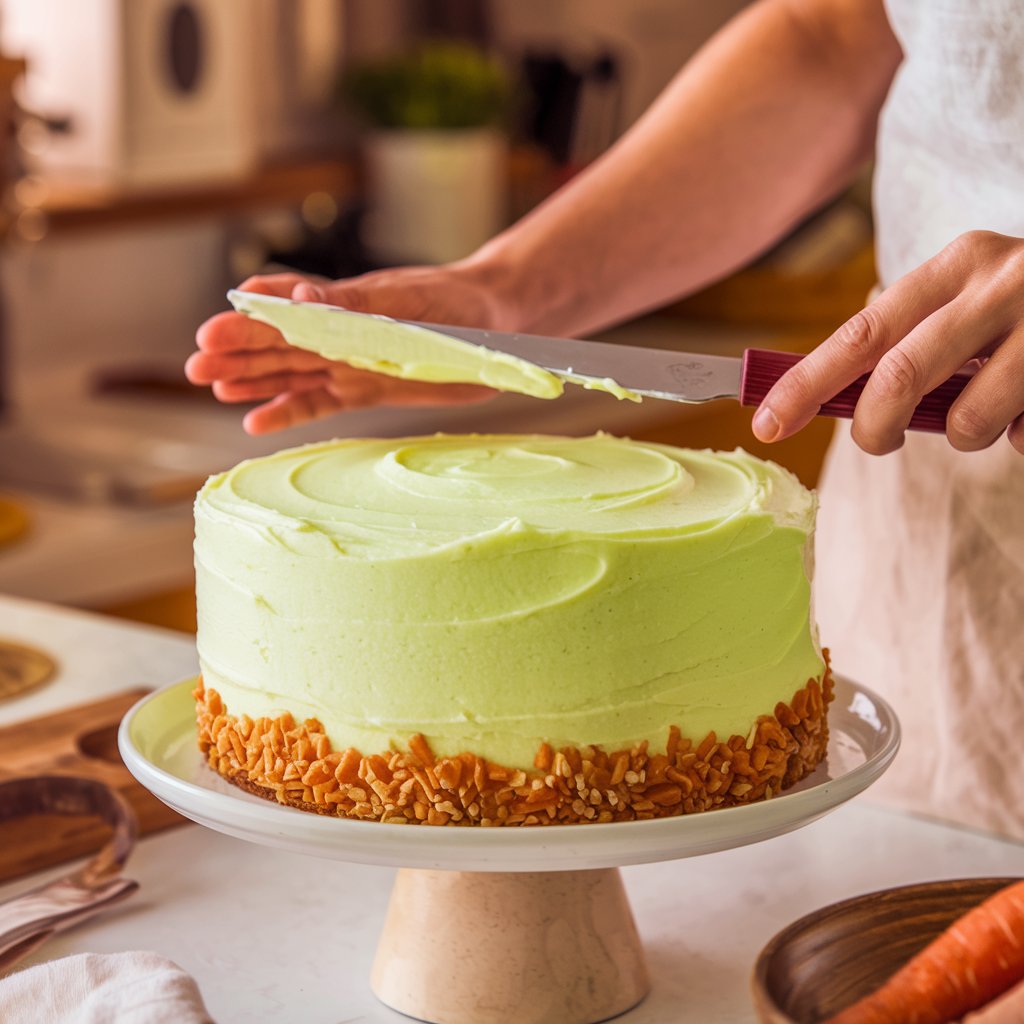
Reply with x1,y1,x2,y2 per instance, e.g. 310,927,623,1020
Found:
363,128,507,265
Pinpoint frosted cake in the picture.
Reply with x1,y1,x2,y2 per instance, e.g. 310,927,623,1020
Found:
194,433,832,826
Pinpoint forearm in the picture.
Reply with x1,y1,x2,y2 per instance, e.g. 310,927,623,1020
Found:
464,0,901,336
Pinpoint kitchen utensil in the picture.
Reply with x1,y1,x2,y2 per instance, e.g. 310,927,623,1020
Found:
752,877,1020,1024
0,775,138,971
0,690,185,883
401,321,971,433
234,291,971,433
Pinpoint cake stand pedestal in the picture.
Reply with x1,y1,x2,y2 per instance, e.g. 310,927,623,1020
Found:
119,675,899,1024
373,867,647,1022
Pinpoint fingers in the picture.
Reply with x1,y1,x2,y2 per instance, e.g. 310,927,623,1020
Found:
191,274,381,384
296,277,377,314
294,269,432,317
237,273,327,298
241,375,496,435
1008,414,1024,456
849,294,1004,454
183,351,208,384
195,265,499,432
943,331,1024,451
211,371,332,403
193,272,332,367
243,388,343,435
195,311,291,355
290,278,375,313
292,281,329,304
752,250,960,443
185,348,329,385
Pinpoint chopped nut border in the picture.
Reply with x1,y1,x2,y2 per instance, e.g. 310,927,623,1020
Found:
195,655,833,827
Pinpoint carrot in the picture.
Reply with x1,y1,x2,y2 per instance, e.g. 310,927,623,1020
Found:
826,879,1024,1024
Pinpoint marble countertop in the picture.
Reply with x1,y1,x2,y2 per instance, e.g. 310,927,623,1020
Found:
2,594,1022,1024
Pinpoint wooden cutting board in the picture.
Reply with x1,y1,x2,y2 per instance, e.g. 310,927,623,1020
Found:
0,690,188,883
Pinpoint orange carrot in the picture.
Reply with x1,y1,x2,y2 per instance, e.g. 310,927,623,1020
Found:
826,879,1024,1024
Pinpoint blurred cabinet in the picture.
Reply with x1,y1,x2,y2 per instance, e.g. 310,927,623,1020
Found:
26,157,356,235
2,0,345,188
4,0,259,186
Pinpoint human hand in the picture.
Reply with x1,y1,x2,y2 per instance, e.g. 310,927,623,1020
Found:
750,231,1024,456
186,265,504,434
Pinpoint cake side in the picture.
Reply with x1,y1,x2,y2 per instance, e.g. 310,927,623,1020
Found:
194,434,825,771
195,656,832,826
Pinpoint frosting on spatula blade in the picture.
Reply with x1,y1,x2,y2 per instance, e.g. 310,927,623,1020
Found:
228,289,563,399
228,290,641,402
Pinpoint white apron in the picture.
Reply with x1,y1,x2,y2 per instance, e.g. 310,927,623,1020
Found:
815,0,1024,837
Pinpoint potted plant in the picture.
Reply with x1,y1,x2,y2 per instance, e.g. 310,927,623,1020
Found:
341,42,511,265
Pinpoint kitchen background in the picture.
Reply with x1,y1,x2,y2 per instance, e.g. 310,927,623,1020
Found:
0,0,874,634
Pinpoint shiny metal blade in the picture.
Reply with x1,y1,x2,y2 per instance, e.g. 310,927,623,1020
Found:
402,320,743,403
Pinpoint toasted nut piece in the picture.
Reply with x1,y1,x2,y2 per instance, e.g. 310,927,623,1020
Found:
409,733,434,766
647,783,683,806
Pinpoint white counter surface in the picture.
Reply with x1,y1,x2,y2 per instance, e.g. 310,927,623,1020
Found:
1,595,1022,1024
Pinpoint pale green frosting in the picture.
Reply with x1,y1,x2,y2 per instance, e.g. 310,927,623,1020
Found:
194,434,824,768
228,290,641,402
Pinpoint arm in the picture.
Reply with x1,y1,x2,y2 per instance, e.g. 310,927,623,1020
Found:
187,0,902,433
472,0,901,336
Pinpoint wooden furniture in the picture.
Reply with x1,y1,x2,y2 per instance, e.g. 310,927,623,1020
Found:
20,157,358,235
0,775,138,970
17,145,561,236
0,691,185,883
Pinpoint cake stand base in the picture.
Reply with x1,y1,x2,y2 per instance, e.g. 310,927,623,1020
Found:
371,867,649,1024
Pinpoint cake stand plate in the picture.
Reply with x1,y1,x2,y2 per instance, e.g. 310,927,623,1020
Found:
119,675,899,1024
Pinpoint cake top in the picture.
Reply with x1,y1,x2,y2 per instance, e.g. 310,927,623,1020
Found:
196,433,814,561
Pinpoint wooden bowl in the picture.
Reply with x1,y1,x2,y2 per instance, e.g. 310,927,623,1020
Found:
752,877,1021,1024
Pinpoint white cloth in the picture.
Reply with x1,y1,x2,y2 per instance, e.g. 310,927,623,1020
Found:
0,952,214,1024
815,0,1024,837
874,0,1024,284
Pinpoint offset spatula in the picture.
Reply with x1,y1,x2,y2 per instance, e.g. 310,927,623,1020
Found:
401,321,972,433
231,291,972,433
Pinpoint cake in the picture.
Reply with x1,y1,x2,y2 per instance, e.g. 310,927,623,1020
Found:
194,433,832,826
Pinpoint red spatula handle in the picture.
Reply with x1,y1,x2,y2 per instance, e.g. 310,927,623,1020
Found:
739,348,973,433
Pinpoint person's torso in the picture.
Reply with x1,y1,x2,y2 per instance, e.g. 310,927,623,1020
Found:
876,0,1024,284
817,0,1024,838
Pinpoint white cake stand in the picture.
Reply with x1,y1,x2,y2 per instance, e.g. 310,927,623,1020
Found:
119,675,898,1024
